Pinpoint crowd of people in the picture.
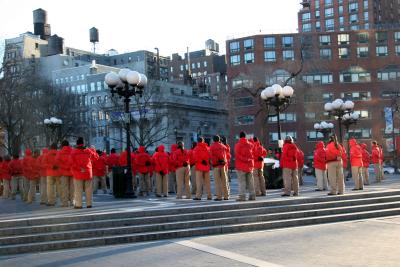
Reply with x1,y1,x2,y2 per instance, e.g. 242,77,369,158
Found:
0,132,386,208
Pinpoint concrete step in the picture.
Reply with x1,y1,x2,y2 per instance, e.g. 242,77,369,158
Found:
1,207,399,255
0,194,399,237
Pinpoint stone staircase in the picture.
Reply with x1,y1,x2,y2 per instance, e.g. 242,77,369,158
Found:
1,190,399,255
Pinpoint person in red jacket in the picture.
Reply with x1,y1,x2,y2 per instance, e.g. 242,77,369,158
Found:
361,143,371,185
280,136,300,197
221,136,232,195
70,137,99,208
106,148,120,194
44,143,61,206
9,153,24,200
349,138,364,190
168,144,178,194
313,141,328,191
252,137,267,196
134,146,152,196
92,150,108,195
38,148,48,204
0,156,11,199
26,150,40,203
188,142,197,195
56,140,74,207
234,132,255,201
379,144,385,180
153,145,169,197
119,149,137,192
371,141,382,182
173,141,191,199
22,149,34,202
326,135,345,195
210,135,229,201
297,148,305,186
193,137,212,200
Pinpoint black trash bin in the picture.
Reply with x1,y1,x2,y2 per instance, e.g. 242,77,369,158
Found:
112,166,128,198
263,160,283,189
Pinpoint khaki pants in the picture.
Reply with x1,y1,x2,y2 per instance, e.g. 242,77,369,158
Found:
298,167,304,185
237,170,255,200
374,164,382,182
190,166,196,194
47,176,61,205
156,172,168,196
213,166,229,199
60,176,74,206
27,179,38,203
381,163,385,180
327,161,345,194
253,168,266,196
351,166,364,190
139,173,151,195
168,171,176,193
11,176,24,200
195,170,211,199
176,166,191,198
22,177,29,201
93,176,107,193
282,168,299,195
362,167,370,185
74,179,93,208
2,179,10,198
315,169,328,190
40,176,47,204
108,170,114,193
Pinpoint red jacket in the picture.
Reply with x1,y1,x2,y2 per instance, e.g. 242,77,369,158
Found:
361,144,370,167
0,161,11,180
153,145,169,174
23,149,39,180
70,146,99,180
193,142,211,172
349,139,363,167
119,150,136,175
234,138,254,172
225,144,231,167
280,141,299,170
253,141,267,169
379,146,384,164
9,158,23,176
43,149,60,177
38,149,48,177
297,149,305,168
188,149,195,167
371,145,380,164
340,145,348,169
106,153,120,171
173,147,190,168
210,141,228,167
169,144,178,172
135,146,152,174
313,141,326,170
56,146,73,177
93,154,107,176
326,142,343,162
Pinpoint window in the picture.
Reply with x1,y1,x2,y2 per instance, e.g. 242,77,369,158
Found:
364,11,369,21
325,7,334,17
396,45,400,56
197,62,200,68
338,5,343,15
302,73,333,84
350,14,358,23
302,23,311,32
349,2,358,12
377,69,400,81
204,61,208,67
269,132,297,142
104,95,109,103
266,69,294,86
96,81,102,91
302,12,311,21
325,0,333,7
283,50,294,61
315,10,320,18
232,77,253,89
338,34,350,44
90,82,95,92
358,32,369,43
316,21,321,31
230,55,240,66
376,46,388,56
322,93,334,101
320,48,332,59
244,39,254,50
264,37,275,48
346,129,371,139
376,32,388,43
268,113,297,123
340,72,371,83
305,112,316,119
180,65,184,71
319,35,331,45
229,41,240,53
395,32,400,42
341,91,371,101
244,52,254,64
282,36,294,48
97,96,102,104
264,51,276,62
234,97,254,107
307,131,325,141
325,19,334,31
90,97,95,105
191,63,196,69
357,47,369,57
235,115,254,126
363,0,368,9
338,16,344,26
315,0,320,9
338,47,350,58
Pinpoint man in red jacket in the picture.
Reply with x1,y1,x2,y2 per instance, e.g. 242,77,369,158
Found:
361,143,370,185
349,138,364,190
193,137,212,200
188,142,197,195
56,140,74,207
44,143,61,206
168,144,178,194
173,141,191,199
22,149,34,202
26,150,40,203
153,145,169,197
313,141,328,191
326,135,345,195
235,132,255,201
371,141,382,182
70,137,99,208
106,148,120,194
252,137,267,196
0,156,11,199
280,136,299,197
38,148,48,204
92,150,108,195
9,153,24,200
135,146,152,196
221,136,232,195
210,135,229,201
379,144,385,180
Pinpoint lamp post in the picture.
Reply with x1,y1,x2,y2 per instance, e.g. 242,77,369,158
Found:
105,69,147,198
314,121,334,139
44,117,63,145
391,97,399,173
342,112,359,179
174,126,178,143
324,99,355,143
260,84,294,148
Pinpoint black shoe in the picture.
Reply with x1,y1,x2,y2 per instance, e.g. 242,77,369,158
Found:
193,198,201,200
315,189,322,191
327,192,336,195
214,198,222,201
224,197,229,200
281,194,290,197
207,197,212,200
74,206,82,209
156,194,162,197
46,203,55,206
293,193,299,196
87,205,92,208
352,188,359,191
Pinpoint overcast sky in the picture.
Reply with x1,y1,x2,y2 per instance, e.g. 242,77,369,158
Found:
0,0,300,57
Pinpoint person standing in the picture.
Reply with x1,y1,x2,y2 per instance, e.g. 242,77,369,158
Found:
349,138,364,190
0,156,11,198
188,142,197,195
37,148,48,205
313,141,328,191
135,146,152,196
379,144,385,180
280,136,300,197
22,149,34,202
70,137,99,209
193,137,212,200
92,150,108,194
252,137,267,196
153,145,169,197
44,143,61,206
9,154,24,200
210,135,229,201
297,148,305,186
326,135,345,195
371,141,382,182
56,140,74,207
173,141,191,199
168,144,178,194
119,149,137,193
221,136,231,194
234,132,256,201
26,150,41,204
361,143,371,185
106,148,120,194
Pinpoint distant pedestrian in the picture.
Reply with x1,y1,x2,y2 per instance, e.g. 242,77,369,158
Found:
326,135,345,195
371,141,382,182
349,138,364,190
360,143,370,185
234,132,255,201
193,137,212,200
280,136,300,197
314,141,328,191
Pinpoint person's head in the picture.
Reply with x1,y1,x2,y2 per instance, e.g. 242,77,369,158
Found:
76,137,84,146
221,136,227,145
329,134,339,149
191,142,197,149
239,131,246,138
50,143,58,150
213,135,220,143
197,137,204,143
61,140,69,147
177,141,184,149
96,150,103,156
285,136,293,143
372,140,377,146
33,149,40,158
13,154,19,159
111,148,116,154
253,136,259,143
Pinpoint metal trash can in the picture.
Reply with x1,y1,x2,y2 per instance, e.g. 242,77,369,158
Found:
263,158,283,189
112,166,127,198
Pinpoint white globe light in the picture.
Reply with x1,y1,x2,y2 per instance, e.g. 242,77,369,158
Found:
343,113,351,120
324,102,333,111
126,71,140,85
261,89,269,100
50,117,58,124
321,121,328,128
44,119,50,124
314,123,321,130
265,87,276,98
57,119,63,124
118,68,131,82
138,73,148,88
351,112,360,120
272,84,282,96
282,86,294,97
328,123,334,128
332,99,344,110
105,72,120,87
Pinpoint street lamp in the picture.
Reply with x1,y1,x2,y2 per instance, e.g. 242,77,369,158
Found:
342,112,359,179
105,69,147,198
324,99,355,143
44,117,63,145
314,121,334,139
390,97,400,173
174,126,178,143
260,84,294,148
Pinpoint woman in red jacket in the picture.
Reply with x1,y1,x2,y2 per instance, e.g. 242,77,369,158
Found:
92,150,108,195
173,142,191,199
326,135,345,195
280,136,299,197
188,142,197,195
252,137,267,196
44,143,60,206
106,148,120,194
9,153,24,200
168,144,178,194
56,140,73,207
210,135,229,201
234,132,255,201
314,141,328,191
26,150,41,203
361,143,370,185
38,148,48,205
349,138,364,190
70,137,99,209
0,156,11,199
371,141,382,182
135,146,152,196
153,145,169,197
193,137,212,200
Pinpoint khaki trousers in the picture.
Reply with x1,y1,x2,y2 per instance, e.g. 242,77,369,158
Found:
253,168,266,196
213,166,229,199
362,167,370,185
40,176,47,204
74,179,93,208
27,179,38,203
351,166,364,190
225,165,231,195
139,173,151,194
22,178,29,201
108,170,114,192
47,176,61,205
168,171,176,193
237,170,255,200
374,164,382,182
327,161,345,194
156,173,168,196
195,170,211,199
381,163,385,180
93,176,107,193
315,169,328,190
190,166,196,194
298,167,304,185
282,168,299,195
2,179,10,198
60,176,74,206
11,176,24,200
176,166,191,198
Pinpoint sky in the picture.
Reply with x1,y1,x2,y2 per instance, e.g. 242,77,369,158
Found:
0,0,300,57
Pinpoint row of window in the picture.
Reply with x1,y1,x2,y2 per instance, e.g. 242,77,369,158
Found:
179,61,208,71
307,128,372,141
55,74,86,84
313,0,368,11
63,81,105,94
302,2,368,22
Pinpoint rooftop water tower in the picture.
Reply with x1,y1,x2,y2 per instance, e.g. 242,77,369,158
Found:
89,27,99,53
